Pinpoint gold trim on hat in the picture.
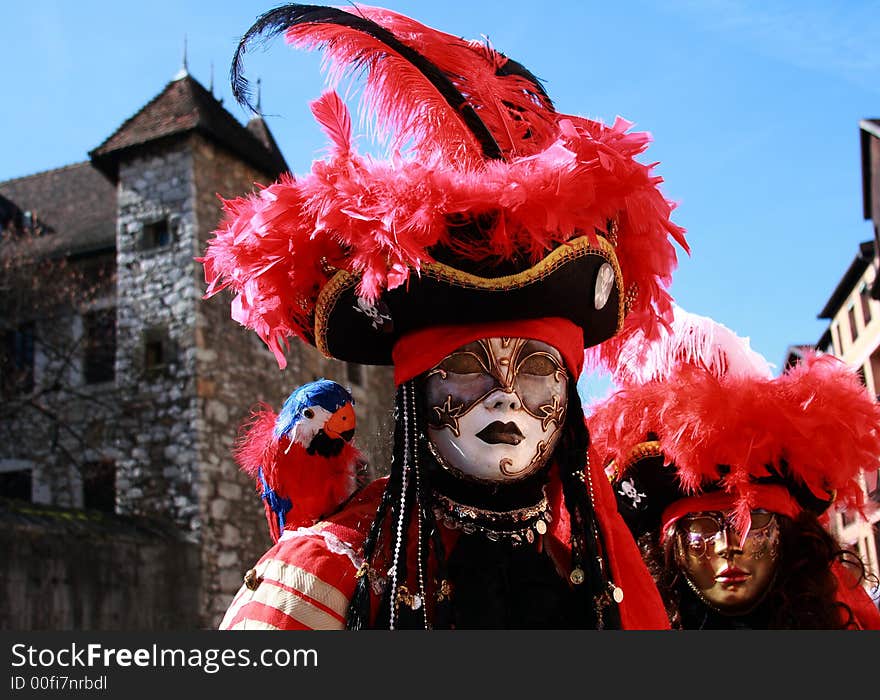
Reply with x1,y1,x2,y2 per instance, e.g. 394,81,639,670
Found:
607,440,663,481
314,235,624,359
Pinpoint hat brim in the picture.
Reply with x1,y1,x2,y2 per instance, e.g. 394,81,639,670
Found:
609,442,838,542
314,235,623,365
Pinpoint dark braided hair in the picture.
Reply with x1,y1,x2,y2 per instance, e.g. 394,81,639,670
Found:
345,384,406,630
558,381,621,629
346,380,439,629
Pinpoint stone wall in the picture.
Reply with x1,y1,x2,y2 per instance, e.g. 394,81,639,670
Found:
114,142,200,534
191,135,395,627
191,136,287,626
0,499,200,630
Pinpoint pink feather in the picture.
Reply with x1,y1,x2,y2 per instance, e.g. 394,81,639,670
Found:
353,5,557,157
285,19,485,164
609,304,774,384
310,90,352,158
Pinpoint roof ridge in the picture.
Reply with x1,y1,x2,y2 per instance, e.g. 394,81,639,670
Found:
90,78,183,155
0,161,93,188
90,72,287,181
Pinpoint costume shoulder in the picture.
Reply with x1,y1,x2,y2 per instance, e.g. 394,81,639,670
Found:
586,443,671,630
220,478,386,630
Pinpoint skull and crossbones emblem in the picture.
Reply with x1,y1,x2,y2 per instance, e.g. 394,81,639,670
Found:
354,297,392,330
617,478,646,508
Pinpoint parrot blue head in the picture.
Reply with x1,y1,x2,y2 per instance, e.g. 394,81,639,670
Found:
274,379,356,457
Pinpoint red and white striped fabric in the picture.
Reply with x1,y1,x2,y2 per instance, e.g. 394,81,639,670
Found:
220,480,384,630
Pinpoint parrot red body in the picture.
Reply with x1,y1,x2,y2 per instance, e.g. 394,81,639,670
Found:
234,389,361,543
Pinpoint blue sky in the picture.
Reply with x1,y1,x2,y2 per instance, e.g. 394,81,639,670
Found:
3,1,879,400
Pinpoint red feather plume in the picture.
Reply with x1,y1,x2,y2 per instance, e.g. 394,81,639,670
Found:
353,5,558,158
284,10,488,165
589,353,880,524
203,4,688,367
310,90,352,158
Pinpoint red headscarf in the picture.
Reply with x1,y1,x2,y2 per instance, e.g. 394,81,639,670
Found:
392,316,585,385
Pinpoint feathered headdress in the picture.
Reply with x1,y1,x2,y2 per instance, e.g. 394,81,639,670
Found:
199,3,687,368
608,304,774,383
589,306,880,535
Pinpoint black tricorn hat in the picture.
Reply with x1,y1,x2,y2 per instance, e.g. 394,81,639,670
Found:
608,440,838,542
315,235,624,365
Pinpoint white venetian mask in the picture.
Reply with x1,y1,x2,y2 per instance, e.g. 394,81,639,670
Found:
423,337,569,482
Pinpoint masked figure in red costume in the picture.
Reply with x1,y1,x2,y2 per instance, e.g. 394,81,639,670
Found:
590,306,880,629
203,4,688,629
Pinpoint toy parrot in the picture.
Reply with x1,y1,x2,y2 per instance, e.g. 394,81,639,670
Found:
234,379,362,543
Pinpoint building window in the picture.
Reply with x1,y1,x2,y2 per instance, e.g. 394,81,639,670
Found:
82,459,115,512
346,362,364,387
858,365,868,387
868,520,880,573
143,326,173,375
0,468,32,501
848,305,858,343
1,322,35,396
141,217,172,250
867,469,880,505
832,324,843,355
869,348,880,399
145,338,164,368
860,282,873,326
83,308,116,384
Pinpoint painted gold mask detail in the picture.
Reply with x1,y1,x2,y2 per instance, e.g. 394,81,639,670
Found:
423,337,568,482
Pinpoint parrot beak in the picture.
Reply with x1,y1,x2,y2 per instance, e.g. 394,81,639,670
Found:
323,403,356,441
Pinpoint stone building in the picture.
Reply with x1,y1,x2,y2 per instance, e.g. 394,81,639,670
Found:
0,69,396,629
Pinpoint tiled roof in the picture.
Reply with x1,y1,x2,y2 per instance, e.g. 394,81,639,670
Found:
90,74,288,181
0,162,116,258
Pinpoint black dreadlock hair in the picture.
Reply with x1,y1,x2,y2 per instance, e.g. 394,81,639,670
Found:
557,380,622,630
345,376,621,629
345,383,405,630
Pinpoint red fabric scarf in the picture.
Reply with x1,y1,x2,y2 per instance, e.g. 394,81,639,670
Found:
392,317,584,385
